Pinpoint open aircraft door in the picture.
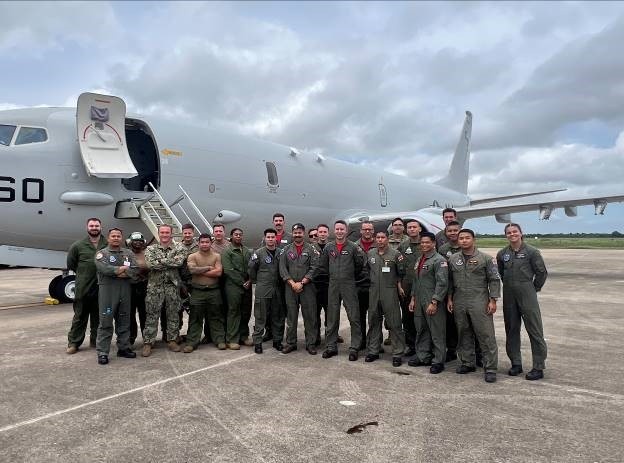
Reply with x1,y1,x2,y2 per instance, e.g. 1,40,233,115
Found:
76,92,138,178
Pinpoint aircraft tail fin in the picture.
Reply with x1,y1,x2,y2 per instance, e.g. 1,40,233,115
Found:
435,111,472,195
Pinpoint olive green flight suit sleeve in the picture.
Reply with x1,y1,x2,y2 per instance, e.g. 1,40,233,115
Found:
432,256,449,302
485,254,501,299
67,242,79,272
248,249,260,284
279,246,293,282
496,248,506,280
304,245,320,281
529,247,548,292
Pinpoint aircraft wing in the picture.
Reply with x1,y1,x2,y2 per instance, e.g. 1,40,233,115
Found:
456,193,624,222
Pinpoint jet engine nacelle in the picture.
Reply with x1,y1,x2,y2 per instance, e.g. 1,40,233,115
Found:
564,206,577,217
539,205,553,220
495,213,511,223
594,199,607,215
214,210,242,224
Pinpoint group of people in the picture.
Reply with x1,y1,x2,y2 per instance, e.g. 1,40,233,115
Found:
65,209,548,383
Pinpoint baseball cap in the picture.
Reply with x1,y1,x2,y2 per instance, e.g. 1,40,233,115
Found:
292,223,305,231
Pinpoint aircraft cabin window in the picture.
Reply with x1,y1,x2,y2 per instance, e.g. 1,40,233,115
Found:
266,161,279,186
15,127,48,145
0,124,16,146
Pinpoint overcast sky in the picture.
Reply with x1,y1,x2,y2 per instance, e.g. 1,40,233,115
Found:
2,1,623,233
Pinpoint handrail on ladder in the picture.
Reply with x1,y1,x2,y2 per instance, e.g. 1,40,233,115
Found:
147,182,182,230
178,185,214,235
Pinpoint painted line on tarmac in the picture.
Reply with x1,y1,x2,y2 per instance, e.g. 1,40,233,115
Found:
534,380,624,402
0,353,255,433
0,302,47,311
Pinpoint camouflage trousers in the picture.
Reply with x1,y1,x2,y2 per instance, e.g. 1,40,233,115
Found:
143,282,181,344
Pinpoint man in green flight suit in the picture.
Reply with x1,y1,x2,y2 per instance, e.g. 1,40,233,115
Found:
397,219,423,357
94,228,138,365
221,228,253,350
497,223,548,381
66,217,107,354
142,224,187,357
407,232,448,374
249,228,285,353
365,230,407,367
437,220,463,362
279,223,320,354
320,220,366,361
447,228,501,383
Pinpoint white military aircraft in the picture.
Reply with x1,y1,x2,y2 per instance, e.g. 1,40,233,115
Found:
1,92,622,302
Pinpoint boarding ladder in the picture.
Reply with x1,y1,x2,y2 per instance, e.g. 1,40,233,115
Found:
138,182,213,243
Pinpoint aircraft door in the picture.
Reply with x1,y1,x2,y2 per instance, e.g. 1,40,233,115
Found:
76,92,138,178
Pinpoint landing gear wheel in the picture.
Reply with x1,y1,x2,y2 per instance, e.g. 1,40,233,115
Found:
57,275,76,303
48,275,63,301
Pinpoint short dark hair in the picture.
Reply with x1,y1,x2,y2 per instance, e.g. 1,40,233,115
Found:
230,228,243,236
334,220,347,227
158,224,173,232
360,221,374,228
86,217,101,224
107,227,123,235
458,228,475,238
272,213,285,220
376,230,389,237
446,220,461,228
182,223,194,231
420,231,436,242
404,219,422,227
212,224,225,231
442,208,457,216
199,233,212,241
264,228,277,236
504,223,523,235
317,224,330,231
391,217,404,226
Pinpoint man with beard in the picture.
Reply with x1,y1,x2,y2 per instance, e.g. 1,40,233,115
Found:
279,223,320,354
66,217,107,354
142,224,187,357
128,232,149,346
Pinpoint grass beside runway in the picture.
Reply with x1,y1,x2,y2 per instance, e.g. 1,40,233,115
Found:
476,237,624,249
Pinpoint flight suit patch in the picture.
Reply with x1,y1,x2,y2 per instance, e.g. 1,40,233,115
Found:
341,250,349,255
288,252,296,260
503,253,510,262
96,252,103,260
405,248,413,254
516,253,526,259
109,255,116,263
455,259,464,266
264,256,272,264
330,250,337,258
440,261,448,267
370,257,376,264
468,259,478,265
397,254,405,262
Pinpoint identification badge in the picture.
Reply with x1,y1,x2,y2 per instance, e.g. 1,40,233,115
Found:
382,266,391,273
281,239,288,244
516,253,526,259
123,259,130,266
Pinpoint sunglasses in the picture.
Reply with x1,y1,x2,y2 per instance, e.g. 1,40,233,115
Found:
309,234,318,238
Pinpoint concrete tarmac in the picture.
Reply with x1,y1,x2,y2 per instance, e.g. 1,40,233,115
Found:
0,249,623,462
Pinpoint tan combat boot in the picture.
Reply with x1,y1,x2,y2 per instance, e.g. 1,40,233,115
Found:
241,338,254,347
227,343,241,350
66,345,78,355
183,345,194,353
217,342,227,350
168,341,181,352
141,344,152,357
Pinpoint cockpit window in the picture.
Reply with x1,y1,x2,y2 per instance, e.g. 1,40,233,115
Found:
15,127,48,145
0,124,16,146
